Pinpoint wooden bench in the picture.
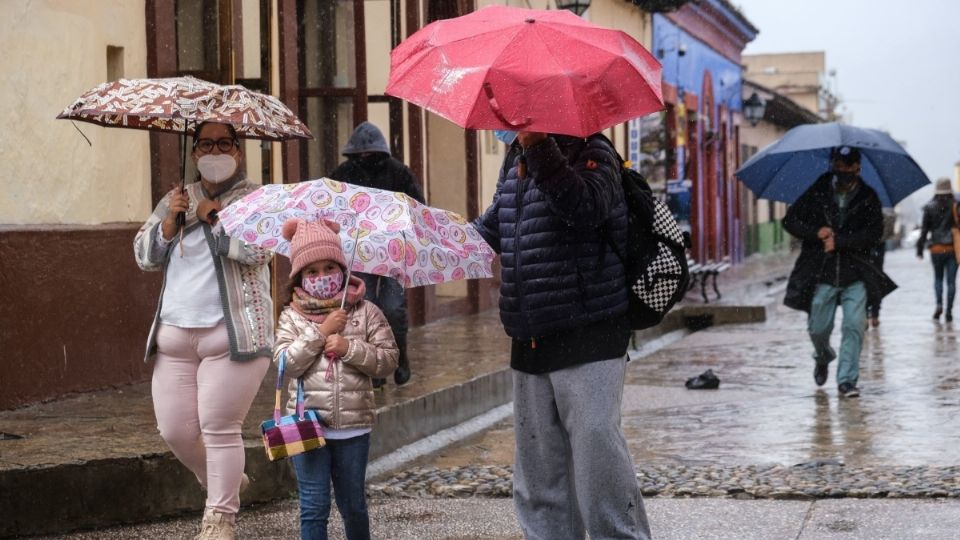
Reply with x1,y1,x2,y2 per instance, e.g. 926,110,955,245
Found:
687,256,731,303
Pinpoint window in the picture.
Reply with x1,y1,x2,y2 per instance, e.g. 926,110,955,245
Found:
298,0,367,179
176,0,220,80
106,46,124,81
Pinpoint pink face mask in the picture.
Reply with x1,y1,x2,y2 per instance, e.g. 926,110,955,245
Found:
302,272,344,299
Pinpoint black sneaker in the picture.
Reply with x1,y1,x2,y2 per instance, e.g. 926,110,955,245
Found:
372,378,386,390
814,361,829,387
838,383,860,398
947,313,954,323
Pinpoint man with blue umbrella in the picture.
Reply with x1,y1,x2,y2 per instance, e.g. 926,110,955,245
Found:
783,146,897,398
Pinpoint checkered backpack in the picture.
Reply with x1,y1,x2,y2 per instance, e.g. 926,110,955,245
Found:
598,137,690,330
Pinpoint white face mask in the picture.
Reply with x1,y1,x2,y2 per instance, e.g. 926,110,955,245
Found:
196,154,238,184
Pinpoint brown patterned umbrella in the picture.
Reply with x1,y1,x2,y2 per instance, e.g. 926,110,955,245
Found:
57,76,312,141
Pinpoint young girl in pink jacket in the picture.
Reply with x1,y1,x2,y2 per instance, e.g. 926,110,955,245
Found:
273,218,398,540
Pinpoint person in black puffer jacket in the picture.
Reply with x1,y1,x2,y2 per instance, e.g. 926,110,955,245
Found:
328,122,425,388
473,131,651,540
916,177,958,321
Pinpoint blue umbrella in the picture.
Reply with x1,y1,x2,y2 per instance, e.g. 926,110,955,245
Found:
735,122,930,207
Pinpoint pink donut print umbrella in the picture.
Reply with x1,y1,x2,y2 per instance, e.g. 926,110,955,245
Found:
217,178,496,288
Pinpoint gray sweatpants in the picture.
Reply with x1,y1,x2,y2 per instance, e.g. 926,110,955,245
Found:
513,357,652,540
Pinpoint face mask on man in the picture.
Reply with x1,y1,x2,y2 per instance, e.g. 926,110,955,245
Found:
832,170,858,190
353,153,388,168
493,130,518,145
197,154,238,183
302,272,344,300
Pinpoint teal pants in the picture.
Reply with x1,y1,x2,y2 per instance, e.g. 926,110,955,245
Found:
808,282,867,386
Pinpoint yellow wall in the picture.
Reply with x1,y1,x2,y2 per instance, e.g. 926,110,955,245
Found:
743,52,825,116
0,0,150,225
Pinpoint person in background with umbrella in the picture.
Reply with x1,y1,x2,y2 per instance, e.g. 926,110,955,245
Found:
783,146,895,399
915,177,958,322
134,121,273,540
473,130,652,539
327,121,424,388
865,208,897,328
273,218,398,540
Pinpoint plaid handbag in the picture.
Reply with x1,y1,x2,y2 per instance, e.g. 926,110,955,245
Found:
260,351,326,461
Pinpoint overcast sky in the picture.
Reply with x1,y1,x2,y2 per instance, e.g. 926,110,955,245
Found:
735,0,960,187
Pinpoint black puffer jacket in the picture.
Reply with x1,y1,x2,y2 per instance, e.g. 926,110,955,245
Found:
474,135,630,373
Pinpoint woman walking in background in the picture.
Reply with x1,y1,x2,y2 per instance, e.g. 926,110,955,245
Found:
916,177,958,322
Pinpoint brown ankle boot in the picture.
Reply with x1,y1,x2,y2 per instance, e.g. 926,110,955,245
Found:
194,509,236,540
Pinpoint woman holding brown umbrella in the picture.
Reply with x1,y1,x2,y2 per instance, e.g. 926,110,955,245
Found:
134,121,273,540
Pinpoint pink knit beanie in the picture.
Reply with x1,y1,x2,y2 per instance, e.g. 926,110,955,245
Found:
282,218,347,277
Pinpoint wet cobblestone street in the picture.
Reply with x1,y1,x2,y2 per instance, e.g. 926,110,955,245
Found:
376,248,960,500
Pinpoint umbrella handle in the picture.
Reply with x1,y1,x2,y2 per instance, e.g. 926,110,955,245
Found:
340,220,362,310
483,83,531,129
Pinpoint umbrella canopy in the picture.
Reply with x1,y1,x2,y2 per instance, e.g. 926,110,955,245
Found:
385,5,663,137
57,76,312,141
218,178,496,288
735,123,930,207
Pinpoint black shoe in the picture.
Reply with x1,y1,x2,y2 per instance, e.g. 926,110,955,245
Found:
814,361,829,387
685,369,720,390
393,338,411,386
838,383,860,398
393,364,411,386
947,313,954,323
934,306,943,320
372,378,386,390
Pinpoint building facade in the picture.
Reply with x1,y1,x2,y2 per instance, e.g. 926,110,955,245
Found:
742,51,841,121
739,78,821,255
647,1,758,264
0,0,658,408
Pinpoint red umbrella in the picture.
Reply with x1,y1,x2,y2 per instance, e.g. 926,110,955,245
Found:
385,5,664,137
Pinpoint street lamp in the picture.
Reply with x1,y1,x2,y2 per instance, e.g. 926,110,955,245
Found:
555,0,591,16
742,92,766,126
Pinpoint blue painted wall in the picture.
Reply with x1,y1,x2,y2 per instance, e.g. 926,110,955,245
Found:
652,13,748,263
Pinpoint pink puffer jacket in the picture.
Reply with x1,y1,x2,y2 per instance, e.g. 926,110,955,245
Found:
273,300,398,430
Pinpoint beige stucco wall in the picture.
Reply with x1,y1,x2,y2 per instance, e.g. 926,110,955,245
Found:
739,120,789,224
743,52,824,116
0,0,151,225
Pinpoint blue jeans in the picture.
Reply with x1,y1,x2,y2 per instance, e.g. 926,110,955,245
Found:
291,434,371,540
931,252,958,313
808,282,867,386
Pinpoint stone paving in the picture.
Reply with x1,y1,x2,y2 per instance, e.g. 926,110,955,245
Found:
367,463,960,500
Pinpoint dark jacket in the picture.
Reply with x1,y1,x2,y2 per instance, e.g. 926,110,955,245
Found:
328,155,425,204
473,135,630,374
783,173,896,312
916,195,957,256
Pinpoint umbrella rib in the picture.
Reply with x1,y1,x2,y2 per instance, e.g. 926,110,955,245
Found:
460,25,536,127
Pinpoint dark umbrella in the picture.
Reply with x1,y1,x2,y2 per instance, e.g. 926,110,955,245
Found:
735,122,930,207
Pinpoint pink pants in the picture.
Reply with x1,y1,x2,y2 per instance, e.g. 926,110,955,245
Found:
152,323,269,514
